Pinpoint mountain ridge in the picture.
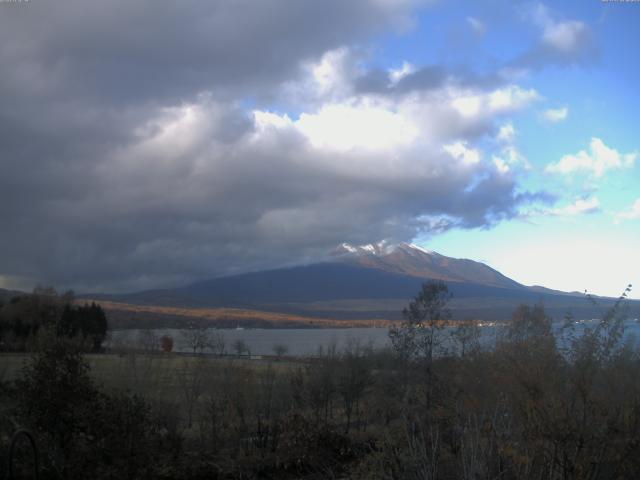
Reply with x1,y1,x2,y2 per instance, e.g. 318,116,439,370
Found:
80,242,640,323
332,242,525,289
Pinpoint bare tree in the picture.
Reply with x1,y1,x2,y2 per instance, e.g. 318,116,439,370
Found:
209,331,226,356
233,339,249,357
450,320,481,357
136,329,159,353
338,339,373,433
305,343,338,428
272,343,288,360
181,324,212,354
178,358,208,429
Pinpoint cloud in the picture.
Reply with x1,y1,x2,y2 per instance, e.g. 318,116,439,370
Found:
466,16,486,36
443,142,481,165
0,81,542,292
522,196,600,218
546,138,637,177
0,0,548,292
497,123,516,143
542,20,590,53
514,3,593,69
616,199,640,221
295,102,419,151
352,61,511,98
451,85,539,118
553,197,600,216
0,0,423,106
542,107,568,123
491,123,530,173
390,61,418,85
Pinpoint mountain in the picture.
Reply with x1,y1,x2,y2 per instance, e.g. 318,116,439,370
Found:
86,242,640,324
333,242,523,289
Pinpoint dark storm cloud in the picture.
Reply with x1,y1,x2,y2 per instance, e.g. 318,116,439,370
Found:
353,65,503,96
0,96,533,292
353,65,448,94
0,0,420,105
0,0,552,292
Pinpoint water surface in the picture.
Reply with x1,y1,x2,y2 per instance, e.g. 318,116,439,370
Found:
108,320,640,356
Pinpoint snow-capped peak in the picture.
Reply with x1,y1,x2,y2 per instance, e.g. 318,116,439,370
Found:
404,243,436,256
335,240,394,256
335,241,436,257
340,243,358,253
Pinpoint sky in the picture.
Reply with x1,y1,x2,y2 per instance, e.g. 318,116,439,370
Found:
0,0,638,298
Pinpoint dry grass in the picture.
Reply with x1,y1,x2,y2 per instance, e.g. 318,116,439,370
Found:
1,351,301,432
0,352,296,384
86,299,395,329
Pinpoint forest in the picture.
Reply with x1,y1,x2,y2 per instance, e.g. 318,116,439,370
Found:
1,283,639,479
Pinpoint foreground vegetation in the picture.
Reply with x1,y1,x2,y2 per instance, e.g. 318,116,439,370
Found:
1,282,639,479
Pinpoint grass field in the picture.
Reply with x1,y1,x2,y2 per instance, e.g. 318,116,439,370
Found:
1,352,298,382
1,351,300,430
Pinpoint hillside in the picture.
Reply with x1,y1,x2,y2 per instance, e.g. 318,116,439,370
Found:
85,243,640,324
334,242,523,289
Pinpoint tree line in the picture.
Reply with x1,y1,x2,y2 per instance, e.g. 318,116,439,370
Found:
0,287,107,352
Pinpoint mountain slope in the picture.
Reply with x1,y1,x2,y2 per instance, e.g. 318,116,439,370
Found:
85,243,640,323
334,242,524,289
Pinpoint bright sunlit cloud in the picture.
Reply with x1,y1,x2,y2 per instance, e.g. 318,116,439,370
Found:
389,61,416,84
552,197,600,216
546,138,637,177
542,106,568,123
443,142,481,166
296,103,419,151
543,20,589,53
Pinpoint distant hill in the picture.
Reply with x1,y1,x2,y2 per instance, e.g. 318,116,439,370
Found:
0,287,25,302
85,243,640,324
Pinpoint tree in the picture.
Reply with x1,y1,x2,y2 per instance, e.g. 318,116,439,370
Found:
272,343,288,360
233,339,249,357
389,280,451,407
180,323,213,354
337,339,373,433
502,303,553,346
209,331,226,356
58,302,107,352
13,339,169,479
178,359,207,429
391,280,451,362
160,335,174,353
14,341,98,477
0,288,107,352
450,320,481,357
137,329,160,353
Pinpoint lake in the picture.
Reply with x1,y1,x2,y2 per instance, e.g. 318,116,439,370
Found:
108,319,640,356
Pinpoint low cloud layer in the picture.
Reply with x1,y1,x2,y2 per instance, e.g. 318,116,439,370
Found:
0,1,582,292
